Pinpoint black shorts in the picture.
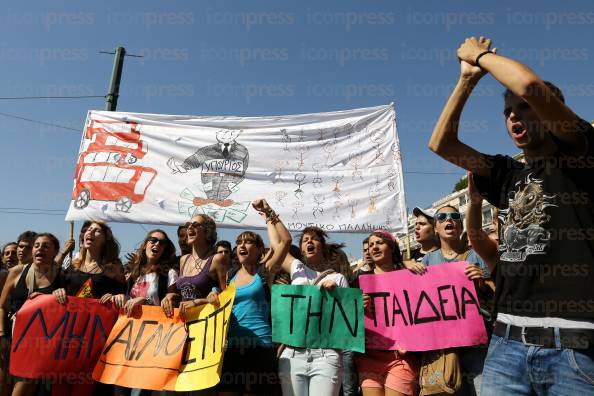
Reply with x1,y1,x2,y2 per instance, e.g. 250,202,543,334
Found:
216,345,280,395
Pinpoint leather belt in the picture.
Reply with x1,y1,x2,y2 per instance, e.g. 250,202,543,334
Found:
493,321,594,349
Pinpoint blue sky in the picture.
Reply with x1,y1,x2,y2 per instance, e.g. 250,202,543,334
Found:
1,0,593,259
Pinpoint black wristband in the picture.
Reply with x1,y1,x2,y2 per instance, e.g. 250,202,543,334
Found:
475,50,493,69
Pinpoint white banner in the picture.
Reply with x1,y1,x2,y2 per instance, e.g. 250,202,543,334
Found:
65,104,407,233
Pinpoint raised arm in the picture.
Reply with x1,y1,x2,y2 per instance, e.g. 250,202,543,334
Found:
252,199,292,273
466,172,498,273
458,36,586,152
428,42,492,177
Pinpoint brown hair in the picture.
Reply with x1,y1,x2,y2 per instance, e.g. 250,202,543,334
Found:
369,231,403,269
73,221,121,273
129,229,176,282
235,231,264,249
192,214,218,250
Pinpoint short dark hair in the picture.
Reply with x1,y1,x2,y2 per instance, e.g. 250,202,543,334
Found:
362,237,369,245
177,225,186,237
215,240,232,251
2,242,17,254
299,226,328,248
34,233,60,252
17,231,37,244
504,80,565,104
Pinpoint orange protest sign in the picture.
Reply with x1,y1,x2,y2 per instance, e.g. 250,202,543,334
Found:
92,305,186,390
93,285,236,392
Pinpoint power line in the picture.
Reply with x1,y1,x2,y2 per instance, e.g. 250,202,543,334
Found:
0,111,81,132
0,95,105,100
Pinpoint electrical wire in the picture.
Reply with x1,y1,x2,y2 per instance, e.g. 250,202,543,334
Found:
0,111,81,132
0,95,105,100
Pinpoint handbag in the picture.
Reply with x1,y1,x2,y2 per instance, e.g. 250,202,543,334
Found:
419,348,462,395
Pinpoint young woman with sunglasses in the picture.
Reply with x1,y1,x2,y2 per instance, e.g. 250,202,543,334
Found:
110,230,178,396
161,214,227,319
354,230,420,396
216,199,291,396
421,205,492,396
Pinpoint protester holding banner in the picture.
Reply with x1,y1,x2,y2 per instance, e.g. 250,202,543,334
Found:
216,199,290,396
53,221,126,303
276,226,349,396
420,205,492,395
0,233,63,396
164,214,226,319
112,229,178,314
353,230,419,396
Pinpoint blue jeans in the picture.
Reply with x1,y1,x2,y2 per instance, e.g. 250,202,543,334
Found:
481,334,594,395
278,347,342,396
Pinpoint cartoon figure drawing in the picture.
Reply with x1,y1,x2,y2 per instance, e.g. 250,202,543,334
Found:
499,174,557,262
167,129,250,223
72,119,156,213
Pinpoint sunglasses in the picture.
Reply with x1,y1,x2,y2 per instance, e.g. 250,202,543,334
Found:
147,237,166,245
185,221,206,230
436,212,462,222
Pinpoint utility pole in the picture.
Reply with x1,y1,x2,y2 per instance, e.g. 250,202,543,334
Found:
105,46,126,111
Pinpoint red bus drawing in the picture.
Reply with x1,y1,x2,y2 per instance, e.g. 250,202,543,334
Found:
72,120,156,212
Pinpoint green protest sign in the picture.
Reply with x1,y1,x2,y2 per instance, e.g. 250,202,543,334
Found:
271,285,365,353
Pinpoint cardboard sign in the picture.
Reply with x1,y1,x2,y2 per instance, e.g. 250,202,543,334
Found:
175,284,235,391
10,295,118,382
92,285,235,391
92,305,186,390
271,285,365,353
358,262,488,351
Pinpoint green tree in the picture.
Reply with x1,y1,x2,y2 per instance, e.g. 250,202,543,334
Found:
453,176,468,192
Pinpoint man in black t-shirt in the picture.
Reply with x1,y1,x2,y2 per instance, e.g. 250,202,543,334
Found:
428,36,594,395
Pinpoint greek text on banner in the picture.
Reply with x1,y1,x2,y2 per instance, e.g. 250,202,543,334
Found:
92,285,235,391
271,285,365,353
358,262,488,351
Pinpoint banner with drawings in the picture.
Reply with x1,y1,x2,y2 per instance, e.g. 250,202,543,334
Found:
65,104,407,233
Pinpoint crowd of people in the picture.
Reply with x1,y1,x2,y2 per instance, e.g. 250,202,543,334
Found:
0,35,592,396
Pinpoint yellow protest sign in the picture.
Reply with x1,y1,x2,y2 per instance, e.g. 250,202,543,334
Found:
175,284,235,391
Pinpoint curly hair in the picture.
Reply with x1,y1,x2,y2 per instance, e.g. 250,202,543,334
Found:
191,214,218,250
129,229,176,282
73,221,121,272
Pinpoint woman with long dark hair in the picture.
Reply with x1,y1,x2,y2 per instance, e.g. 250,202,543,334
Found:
217,199,291,396
276,226,349,396
354,230,420,396
111,229,178,396
53,221,126,303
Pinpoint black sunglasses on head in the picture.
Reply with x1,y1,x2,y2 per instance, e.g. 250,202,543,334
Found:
436,212,462,222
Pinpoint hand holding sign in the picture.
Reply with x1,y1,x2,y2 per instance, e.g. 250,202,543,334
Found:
359,262,487,351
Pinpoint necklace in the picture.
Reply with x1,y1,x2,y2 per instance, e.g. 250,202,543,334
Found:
441,249,462,261
192,255,206,272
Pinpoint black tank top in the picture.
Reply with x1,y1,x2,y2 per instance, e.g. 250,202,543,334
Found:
6,264,62,316
62,267,126,298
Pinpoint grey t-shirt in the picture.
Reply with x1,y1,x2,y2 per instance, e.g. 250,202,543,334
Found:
422,249,491,278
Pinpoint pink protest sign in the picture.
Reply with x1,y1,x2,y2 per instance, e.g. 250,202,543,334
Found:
358,262,488,351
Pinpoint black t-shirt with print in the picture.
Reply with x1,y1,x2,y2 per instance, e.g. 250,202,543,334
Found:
474,118,594,320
